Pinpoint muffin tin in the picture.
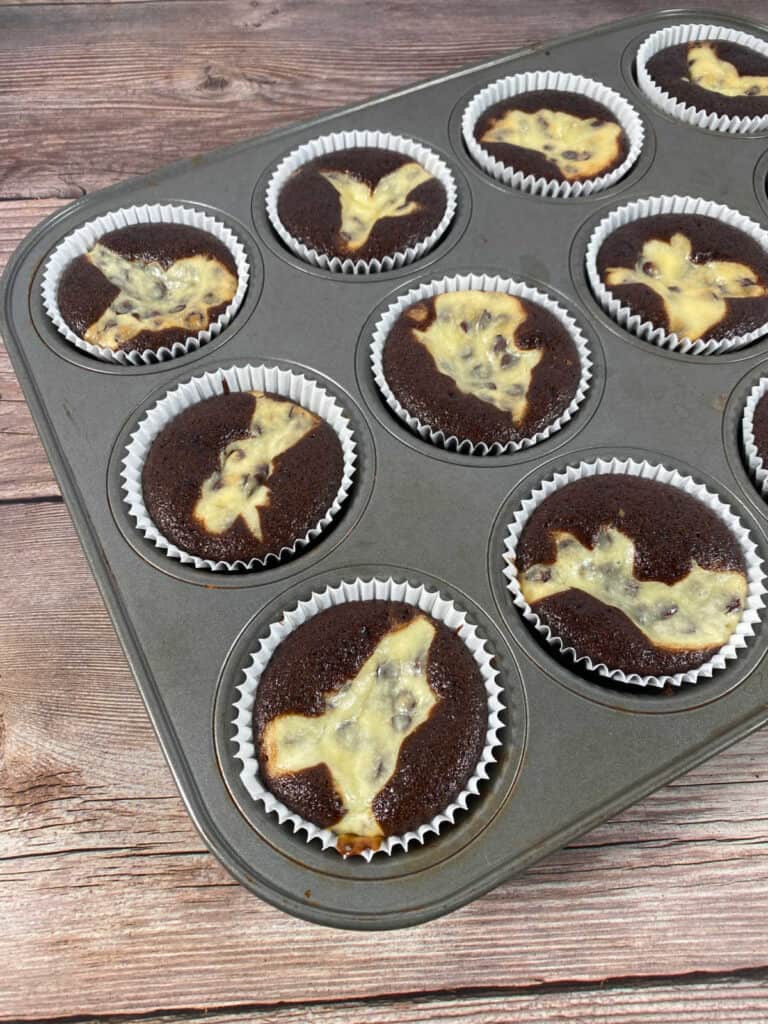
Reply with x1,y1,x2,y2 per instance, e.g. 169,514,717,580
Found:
3,8,768,930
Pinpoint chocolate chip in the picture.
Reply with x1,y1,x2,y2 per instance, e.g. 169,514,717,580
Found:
537,115,549,128
391,712,412,733
660,604,678,619
525,566,551,583
478,309,492,329
725,596,742,613
668,285,681,293
472,363,491,380
373,759,387,781
484,382,498,390
376,661,398,680
336,720,358,747
561,149,579,160
171,303,186,313
740,277,756,288
227,447,246,461
116,300,135,314
493,334,507,352
395,690,416,712
747,85,761,96
577,150,592,161
505,382,524,396
460,320,470,333
460,344,473,359
203,291,217,303
642,261,658,277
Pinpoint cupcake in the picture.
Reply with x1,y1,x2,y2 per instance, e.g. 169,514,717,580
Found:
742,378,768,498
122,365,356,571
49,215,246,361
266,131,457,273
234,578,503,857
588,197,768,353
638,24,768,132
372,274,591,453
507,467,760,683
462,72,644,198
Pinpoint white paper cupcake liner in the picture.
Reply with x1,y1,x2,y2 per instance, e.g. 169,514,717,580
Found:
742,377,768,498
232,576,505,859
120,364,356,571
41,203,250,365
586,194,768,355
265,129,457,274
461,71,644,198
370,272,593,455
636,24,768,135
503,457,765,688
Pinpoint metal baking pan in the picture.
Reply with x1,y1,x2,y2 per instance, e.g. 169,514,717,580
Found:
3,8,768,931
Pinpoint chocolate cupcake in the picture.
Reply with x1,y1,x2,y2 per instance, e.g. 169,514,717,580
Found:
234,578,503,857
742,377,768,498
122,365,356,570
266,131,457,273
43,205,249,364
638,25,768,133
587,196,768,354
372,274,591,454
462,72,643,197
505,461,764,686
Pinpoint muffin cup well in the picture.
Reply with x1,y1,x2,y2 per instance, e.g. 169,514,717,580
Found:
636,23,768,135
264,129,457,274
232,576,505,859
370,272,592,455
461,71,644,198
503,457,765,688
121,364,356,571
586,194,768,355
742,377,768,499
41,203,250,365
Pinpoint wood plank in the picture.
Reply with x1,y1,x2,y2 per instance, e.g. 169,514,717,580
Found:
72,978,768,1024
1,0,766,200
2,500,768,1020
0,198,67,500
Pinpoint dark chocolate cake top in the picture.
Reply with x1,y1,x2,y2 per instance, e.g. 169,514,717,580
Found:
473,90,628,183
515,474,748,677
141,390,344,564
276,147,447,263
752,389,768,469
254,599,488,851
646,39,768,119
596,212,768,342
381,289,583,447
57,223,238,354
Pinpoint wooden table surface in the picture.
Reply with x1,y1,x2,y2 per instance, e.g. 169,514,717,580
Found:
3,1,768,1020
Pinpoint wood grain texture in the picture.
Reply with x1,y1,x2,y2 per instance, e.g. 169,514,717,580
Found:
3,1,768,1021
1,0,767,200
71,977,768,1024
2,501,768,1019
